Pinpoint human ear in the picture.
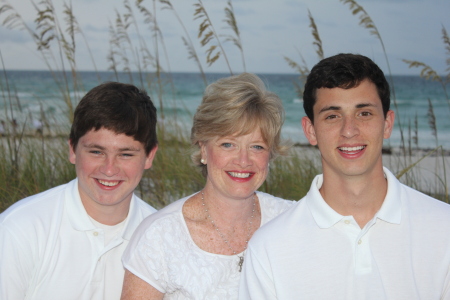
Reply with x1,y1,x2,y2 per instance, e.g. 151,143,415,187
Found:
68,140,76,165
383,110,395,139
301,117,318,146
199,141,207,163
144,145,158,169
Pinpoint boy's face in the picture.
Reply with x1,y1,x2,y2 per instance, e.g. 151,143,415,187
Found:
69,128,157,217
302,79,394,179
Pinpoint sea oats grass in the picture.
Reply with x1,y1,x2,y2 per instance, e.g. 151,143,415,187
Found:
0,0,448,211
194,0,232,73
0,137,75,212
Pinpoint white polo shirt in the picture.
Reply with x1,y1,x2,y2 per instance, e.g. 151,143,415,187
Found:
0,179,157,300
239,167,450,300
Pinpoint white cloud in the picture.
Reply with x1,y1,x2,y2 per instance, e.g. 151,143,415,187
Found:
0,0,448,75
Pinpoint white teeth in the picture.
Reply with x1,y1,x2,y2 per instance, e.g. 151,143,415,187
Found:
228,172,251,178
98,180,119,187
339,146,365,152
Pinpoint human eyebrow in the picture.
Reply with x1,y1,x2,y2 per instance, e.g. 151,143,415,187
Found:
355,103,375,109
117,147,141,152
83,143,106,150
318,106,341,114
216,136,237,143
82,144,141,152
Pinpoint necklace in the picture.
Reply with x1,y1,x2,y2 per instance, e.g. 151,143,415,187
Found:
201,190,256,272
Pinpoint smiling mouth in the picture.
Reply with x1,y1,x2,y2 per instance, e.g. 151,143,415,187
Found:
338,146,366,154
97,179,120,187
227,172,252,178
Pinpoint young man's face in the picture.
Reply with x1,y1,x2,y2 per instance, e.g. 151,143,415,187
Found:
69,128,157,217
302,79,395,179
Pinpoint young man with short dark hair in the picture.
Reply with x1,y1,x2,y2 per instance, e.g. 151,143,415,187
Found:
239,54,450,299
0,82,158,300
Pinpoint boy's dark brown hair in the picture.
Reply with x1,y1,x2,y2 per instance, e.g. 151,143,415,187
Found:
69,82,157,154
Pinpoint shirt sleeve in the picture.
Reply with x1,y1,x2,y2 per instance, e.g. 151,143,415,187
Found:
0,223,36,299
442,265,450,300
238,243,277,300
122,222,168,293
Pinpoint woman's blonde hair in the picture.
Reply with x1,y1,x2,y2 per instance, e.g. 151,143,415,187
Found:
191,73,289,176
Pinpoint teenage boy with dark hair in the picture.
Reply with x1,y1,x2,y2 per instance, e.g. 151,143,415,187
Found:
239,54,450,299
0,82,159,300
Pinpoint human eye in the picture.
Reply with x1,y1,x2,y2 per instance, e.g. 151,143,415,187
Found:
216,136,237,150
357,110,374,119
251,144,266,151
325,114,338,120
220,142,234,149
89,150,102,155
120,153,134,157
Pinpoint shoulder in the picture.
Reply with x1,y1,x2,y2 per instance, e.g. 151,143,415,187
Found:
143,196,188,224
0,181,73,249
252,194,310,244
130,196,190,241
383,168,450,227
401,183,450,219
0,181,71,226
124,196,193,263
384,167,450,217
383,167,450,218
132,195,158,215
256,191,297,225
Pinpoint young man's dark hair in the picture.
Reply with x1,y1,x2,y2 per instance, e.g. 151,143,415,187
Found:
303,53,390,122
70,81,158,154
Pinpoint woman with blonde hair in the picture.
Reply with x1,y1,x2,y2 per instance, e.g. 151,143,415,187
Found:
121,73,294,299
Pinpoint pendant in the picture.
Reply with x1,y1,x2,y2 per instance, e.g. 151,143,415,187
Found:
238,255,244,272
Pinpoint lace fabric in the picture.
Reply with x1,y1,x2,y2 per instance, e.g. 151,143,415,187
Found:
125,192,295,299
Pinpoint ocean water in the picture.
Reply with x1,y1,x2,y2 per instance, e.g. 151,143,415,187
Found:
1,70,449,149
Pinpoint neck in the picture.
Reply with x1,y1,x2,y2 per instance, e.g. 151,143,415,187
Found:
81,198,130,226
201,188,256,226
320,168,387,228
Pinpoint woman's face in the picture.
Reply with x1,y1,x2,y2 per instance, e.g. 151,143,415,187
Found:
200,128,270,201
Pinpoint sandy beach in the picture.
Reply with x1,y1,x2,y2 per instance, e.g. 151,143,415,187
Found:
383,150,450,194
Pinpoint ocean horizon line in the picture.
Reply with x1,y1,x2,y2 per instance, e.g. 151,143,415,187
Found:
2,69,441,78
2,71,449,149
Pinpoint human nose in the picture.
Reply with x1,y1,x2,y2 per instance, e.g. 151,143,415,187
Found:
99,156,120,176
234,148,252,167
341,116,359,139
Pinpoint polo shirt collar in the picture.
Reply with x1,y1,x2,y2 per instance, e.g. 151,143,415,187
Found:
121,197,142,241
307,167,402,229
376,167,402,224
307,174,344,228
66,178,97,231
66,178,141,238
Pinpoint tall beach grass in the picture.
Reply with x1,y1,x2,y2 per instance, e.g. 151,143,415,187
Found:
0,0,448,212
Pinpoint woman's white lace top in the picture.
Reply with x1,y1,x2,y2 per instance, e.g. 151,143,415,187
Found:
122,191,294,299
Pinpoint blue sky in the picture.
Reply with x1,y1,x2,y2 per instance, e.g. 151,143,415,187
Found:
1,0,449,75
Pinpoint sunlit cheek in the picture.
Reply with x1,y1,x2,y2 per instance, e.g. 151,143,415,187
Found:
258,156,270,172
121,161,142,176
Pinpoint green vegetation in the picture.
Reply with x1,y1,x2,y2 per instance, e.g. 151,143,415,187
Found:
0,123,319,211
0,0,448,211
0,137,75,212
